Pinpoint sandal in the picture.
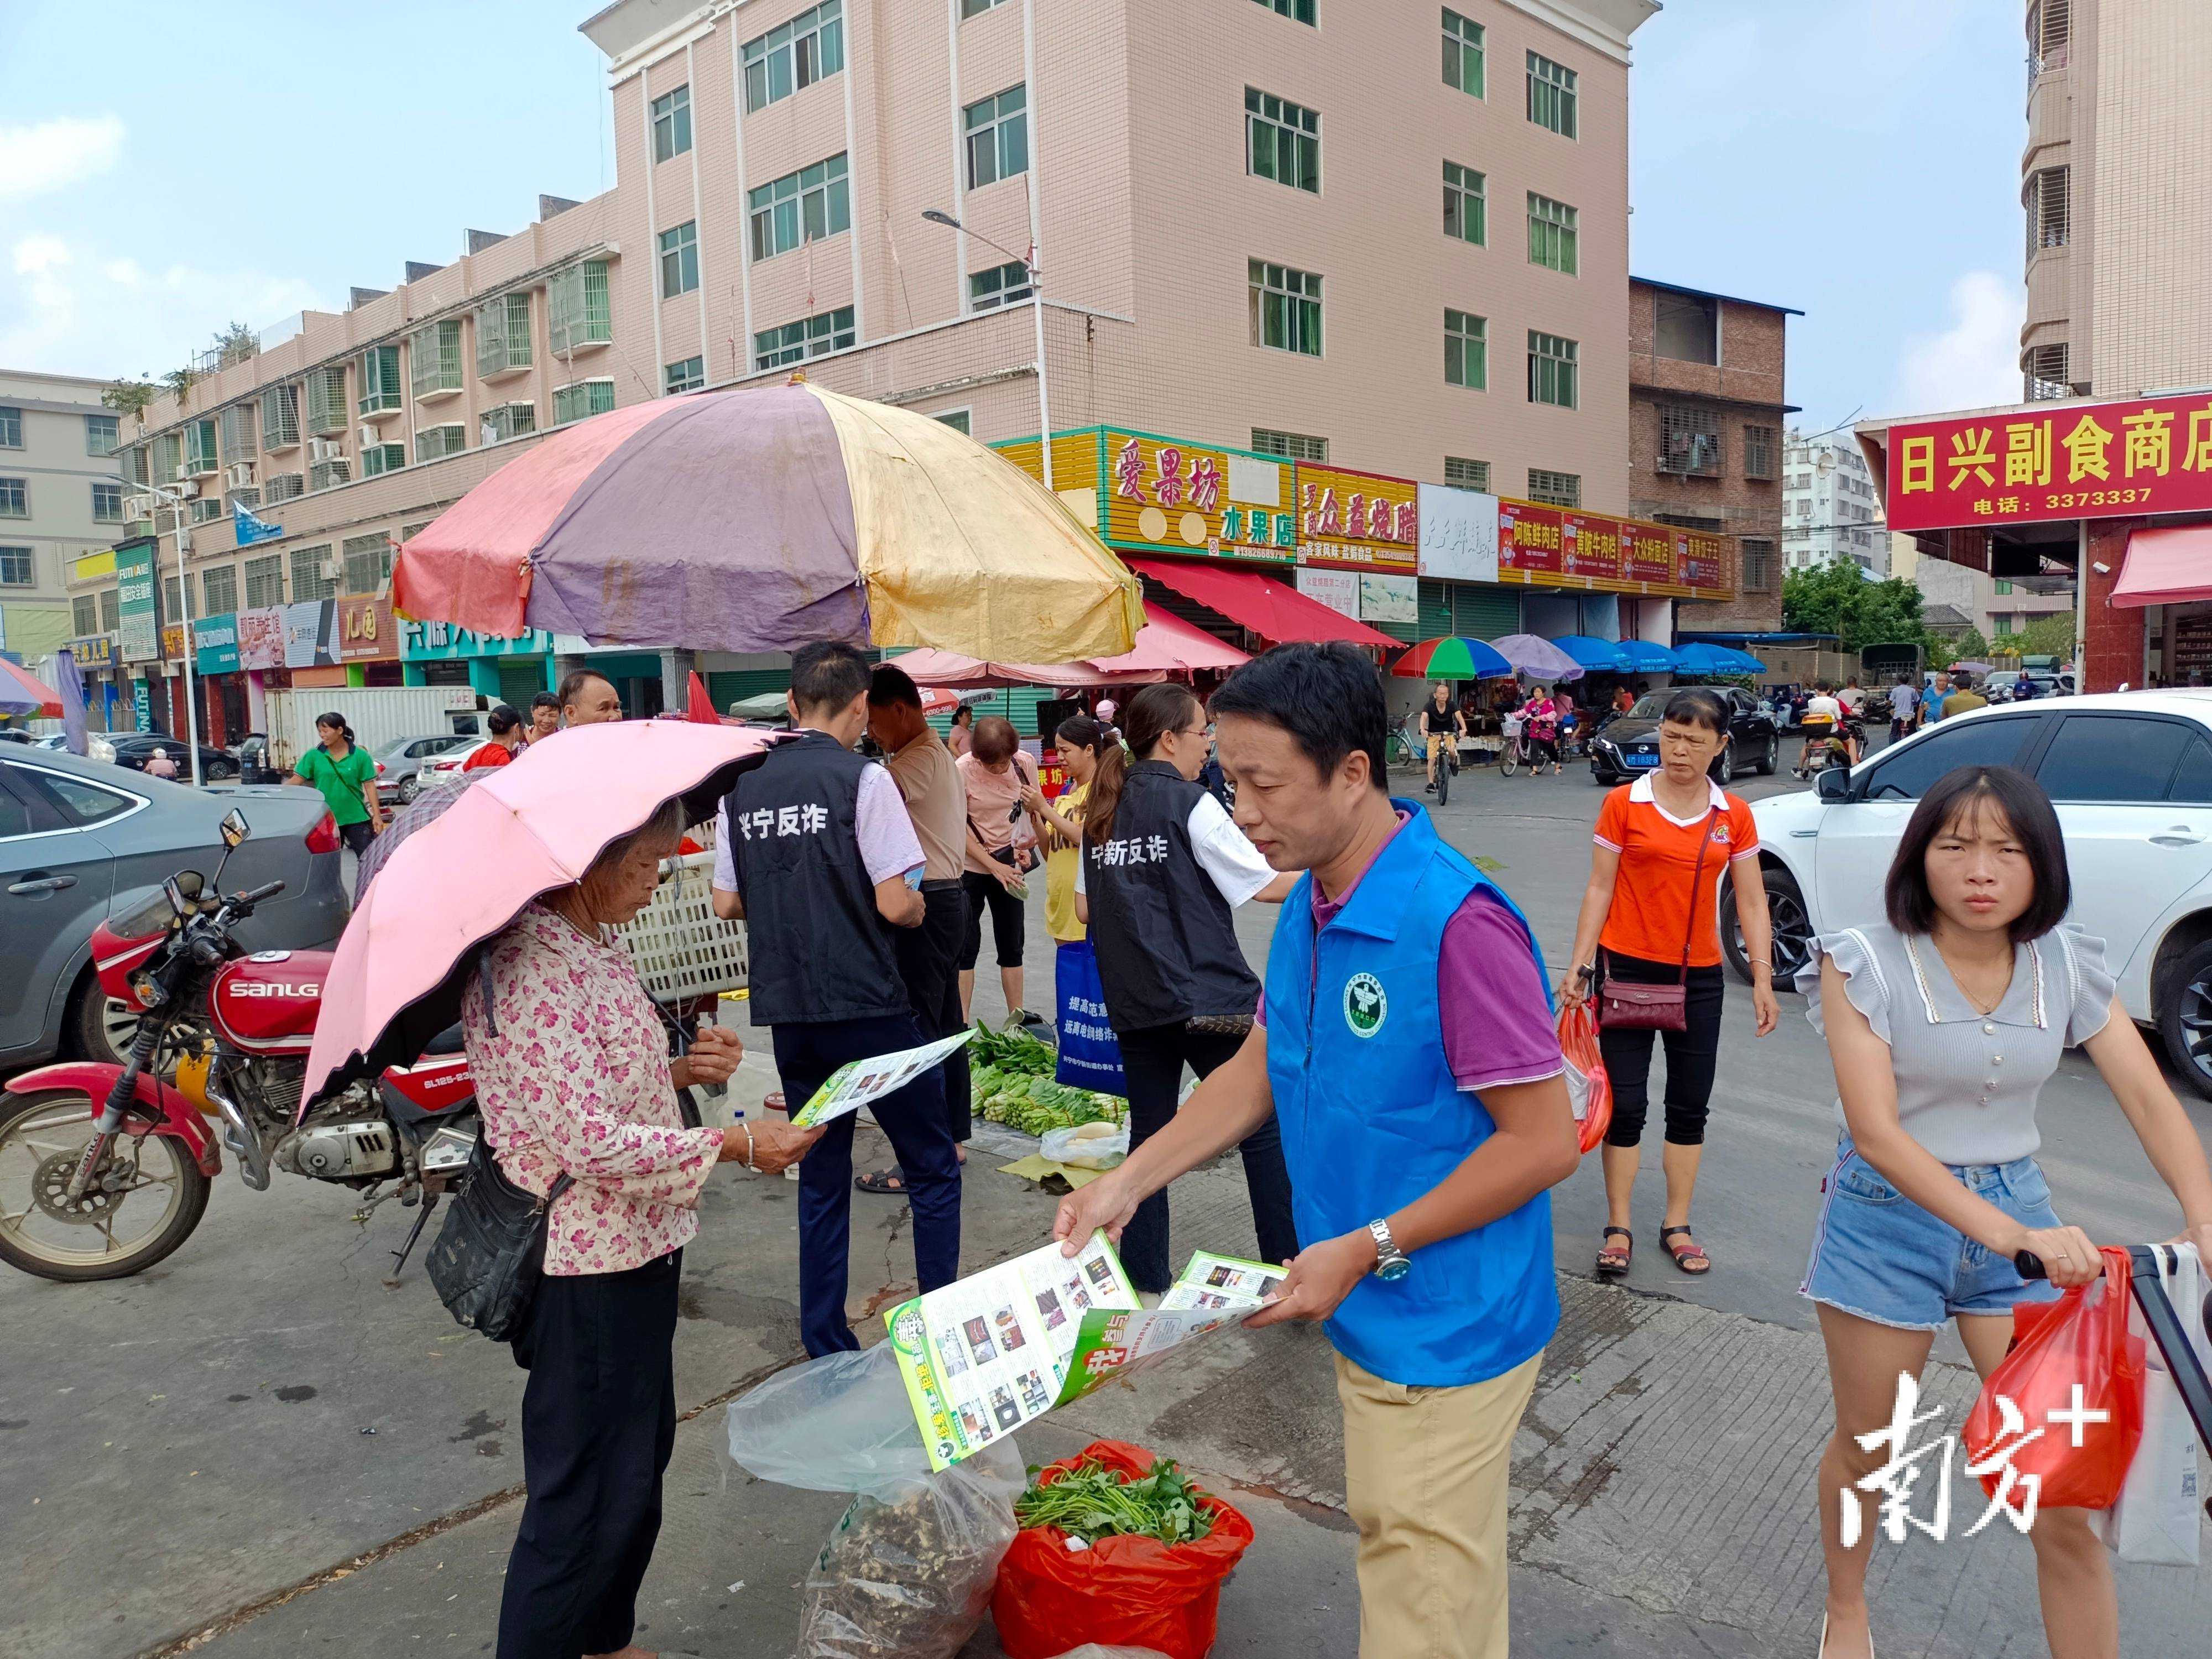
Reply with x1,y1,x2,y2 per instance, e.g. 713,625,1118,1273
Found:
1658,1225,1711,1275
1595,1226,1632,1277
855,1168,907,1195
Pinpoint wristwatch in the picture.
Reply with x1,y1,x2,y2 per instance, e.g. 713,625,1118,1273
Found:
1367,1218,1411,1281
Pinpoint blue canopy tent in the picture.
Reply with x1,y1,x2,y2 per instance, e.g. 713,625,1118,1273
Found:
1615,639,1679,675
1551,635,1634,672
1672,641,1766,676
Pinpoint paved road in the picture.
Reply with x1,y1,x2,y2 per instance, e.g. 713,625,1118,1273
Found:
4,751,2208,1657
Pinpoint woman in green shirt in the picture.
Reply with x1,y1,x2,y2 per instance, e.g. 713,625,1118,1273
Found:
294,713,380,855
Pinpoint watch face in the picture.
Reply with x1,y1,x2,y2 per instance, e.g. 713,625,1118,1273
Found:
1376,1256,1411,1282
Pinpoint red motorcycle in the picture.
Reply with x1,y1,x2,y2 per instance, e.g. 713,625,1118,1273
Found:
0,808,478,1282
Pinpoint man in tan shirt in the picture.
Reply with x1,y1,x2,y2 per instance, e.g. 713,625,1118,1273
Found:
862,665,973,1188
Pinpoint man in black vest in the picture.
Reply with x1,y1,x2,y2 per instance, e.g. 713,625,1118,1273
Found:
711,641,961,1356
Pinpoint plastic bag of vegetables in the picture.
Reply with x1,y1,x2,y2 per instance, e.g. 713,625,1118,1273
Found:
1039,1120,1130,1171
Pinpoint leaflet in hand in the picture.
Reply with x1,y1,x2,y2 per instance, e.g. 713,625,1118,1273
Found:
788,1030,974,1128
1156,1250,1286,1312
1056,1251,1284,1405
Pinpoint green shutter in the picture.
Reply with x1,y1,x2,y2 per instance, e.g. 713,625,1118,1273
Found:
497,659,546,707
706,668,791,712
1454,586,1520,639
1418,581,1454,640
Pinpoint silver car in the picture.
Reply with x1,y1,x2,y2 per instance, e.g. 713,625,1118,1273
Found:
0,750,347,1070
379,733,477,804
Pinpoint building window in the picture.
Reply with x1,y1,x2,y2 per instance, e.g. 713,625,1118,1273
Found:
1443,160,1485,244
481,401,537,443
291,545,336,603
968,262,1033,311
1995,578,2015,595
1526,51,1577,137
1252,0,1315,21
218,403,255,466
416,424,467,461
934,409,973,434
664,357,705,395
1444,456,1490,491
749,154,851,260
2024,342,2069,401
163,575,182,619
2025,166,2069,255
409,319,463,398
1444,310,1486,389
85,413,119,456
963,0,1010,12
0,546,30,586
1249,260,1323,356
964,86,1029,189
1740,539,1776,593
1442,9,1484,97
228,486,260,513
742,1,844,113
547,262,613,353
99,586,122,631
202,565,238,614
1743,424,1778,480
1658,405,1721,475
244,555,283,608
119,445,149,486
1252,427,1327,462
1527,331,1578,408
651,84,692,163
72,593,98,634
361,441,406,477
0,478,25,517
1995,613,2016,637
92,481,123,522
185,418,220,476
343,531,393,593
1245,88,1318,193
0,406,19,447
305,365,349,435
309,456,351,492
189,498,223,524
659,221,700,299
358,345,401,415
153,431,182,482
1527,468,1580,507
264,472,305,503
262,383,300,450
478,292,534,377
752,306,856,371
1527,193,1578,274
552,379,617,426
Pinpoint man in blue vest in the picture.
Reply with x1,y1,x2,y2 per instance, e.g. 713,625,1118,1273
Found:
1055,641,1578,1659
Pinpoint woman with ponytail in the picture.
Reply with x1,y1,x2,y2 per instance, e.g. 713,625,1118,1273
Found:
1073,682,1298,1291
294,711,380,855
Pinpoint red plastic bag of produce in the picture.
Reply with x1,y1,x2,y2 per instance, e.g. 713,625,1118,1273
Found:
1557,1003,1611,1155
991,1439,1254,1659
1964,1246,2146,1511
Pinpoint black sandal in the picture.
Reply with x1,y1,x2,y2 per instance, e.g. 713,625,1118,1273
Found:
1595,1226,1632,1277
1658,1225,1711,1275
855,1169,907,1195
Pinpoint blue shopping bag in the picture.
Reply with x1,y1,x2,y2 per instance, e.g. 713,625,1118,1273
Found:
1054,938,1125,1093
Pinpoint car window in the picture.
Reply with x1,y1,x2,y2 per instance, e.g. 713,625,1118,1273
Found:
0,770,40,839
15,766,138,827
2033,715,2195,804
1861,717,2039,801
2165,737,2212,804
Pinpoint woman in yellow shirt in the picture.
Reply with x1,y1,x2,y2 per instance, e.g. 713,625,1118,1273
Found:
1024,715,1124,1091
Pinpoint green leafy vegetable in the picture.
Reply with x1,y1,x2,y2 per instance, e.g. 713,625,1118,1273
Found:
1016,1456,1217,1547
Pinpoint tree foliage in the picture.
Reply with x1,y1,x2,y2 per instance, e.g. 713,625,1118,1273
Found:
1781,558,1946,654
101,379,155,420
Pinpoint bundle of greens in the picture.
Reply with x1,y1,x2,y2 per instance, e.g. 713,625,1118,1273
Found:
969,1022,1129,1138
968,1021,1058,1076
1014,1455,1217,1547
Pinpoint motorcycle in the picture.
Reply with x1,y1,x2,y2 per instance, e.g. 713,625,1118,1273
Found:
0,808,479,1282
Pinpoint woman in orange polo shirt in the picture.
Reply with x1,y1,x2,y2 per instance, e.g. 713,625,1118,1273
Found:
1560,688,1780,1277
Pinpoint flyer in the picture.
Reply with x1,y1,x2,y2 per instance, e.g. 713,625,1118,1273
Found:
1157,1250,1286,1312
789,1030,974,1128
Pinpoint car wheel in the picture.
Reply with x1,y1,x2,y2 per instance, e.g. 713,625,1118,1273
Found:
204,759,234,781
1721,861,1811,989
1712,747,1734,787
2157,939,2212,1102
1756,734,1780,776
69,973,140,1066
397,776,420,805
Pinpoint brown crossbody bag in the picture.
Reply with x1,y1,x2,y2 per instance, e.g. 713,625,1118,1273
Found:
1598,805,1718,1034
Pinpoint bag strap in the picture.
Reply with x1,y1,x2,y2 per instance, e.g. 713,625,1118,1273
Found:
1678,805,1720,982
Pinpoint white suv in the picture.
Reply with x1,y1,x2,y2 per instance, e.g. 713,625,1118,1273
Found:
1725,691,2212,1098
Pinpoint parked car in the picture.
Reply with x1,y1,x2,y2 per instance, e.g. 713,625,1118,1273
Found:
31,732,118,764
379,732,478,803
416,738,493,784
107,734,239,781
0,729,36,745
1588,685,1780,786
0,749,348,1070
1726,691,2212,1098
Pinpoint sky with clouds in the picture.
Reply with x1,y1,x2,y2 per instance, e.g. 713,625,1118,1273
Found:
2,0,2028,430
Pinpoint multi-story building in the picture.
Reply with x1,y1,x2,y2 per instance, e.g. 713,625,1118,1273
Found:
1626,278,1793,635
0,371,127,674
1781,426,1887,576
1892,535,2075,643
2020,0,2212,401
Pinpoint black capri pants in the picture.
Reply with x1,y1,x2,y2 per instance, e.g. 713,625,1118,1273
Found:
1595,951,1726,1148
959,868,1026,971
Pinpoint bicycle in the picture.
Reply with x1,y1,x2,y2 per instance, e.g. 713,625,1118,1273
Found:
1499,713,1527,777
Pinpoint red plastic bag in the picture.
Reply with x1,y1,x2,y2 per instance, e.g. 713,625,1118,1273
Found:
1558,1002,1612,1155
990,1439,1254,1659
1965,1247,2147,1511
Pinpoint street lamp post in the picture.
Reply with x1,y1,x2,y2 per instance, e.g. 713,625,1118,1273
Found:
117,475,205,789
921,209,1052,491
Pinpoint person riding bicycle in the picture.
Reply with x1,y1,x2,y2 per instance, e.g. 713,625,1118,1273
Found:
1793,681,1844,779
1420,682,1463,796
1524,686,1563,775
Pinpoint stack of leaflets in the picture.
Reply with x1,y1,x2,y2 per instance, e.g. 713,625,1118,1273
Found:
788,1031,974,1129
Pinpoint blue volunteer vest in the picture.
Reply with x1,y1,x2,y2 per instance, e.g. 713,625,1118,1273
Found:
1264,804,1559,1389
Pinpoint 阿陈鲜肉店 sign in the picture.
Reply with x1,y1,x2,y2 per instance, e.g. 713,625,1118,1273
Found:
1497,501,1728,597
1884,394,2212,531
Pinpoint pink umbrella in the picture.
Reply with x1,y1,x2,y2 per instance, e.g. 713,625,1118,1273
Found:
299,719,777,1111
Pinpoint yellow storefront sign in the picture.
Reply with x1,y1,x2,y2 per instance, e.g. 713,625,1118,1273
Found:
997,427,1295,562
1292,462,1418,571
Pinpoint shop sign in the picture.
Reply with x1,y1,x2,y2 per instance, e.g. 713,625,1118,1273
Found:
1561,512,1624,582
163,622,189,661
283,599,341,669
1623,520,1675,585
338,594,397,662
73,550,116,582
236,607,285,670
1358,572,1418,625
1416,485,1499,583
400,619,557,661
1295,463,1420,571
68,635,115,670
1295,567,1361,619
1886,393,2212,531
1499,501,1564,576
194,614,239,676
1108,431,1293,562
116,538,161,664
1676,529,1729,589
132,679,153,733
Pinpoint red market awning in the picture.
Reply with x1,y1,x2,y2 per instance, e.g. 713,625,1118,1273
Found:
1088,605,1250,675
2112,525,2212,608
891,603,1248,688
1127,559,1402,650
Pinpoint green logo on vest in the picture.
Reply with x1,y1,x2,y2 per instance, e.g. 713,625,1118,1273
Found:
1343,972,1386,1037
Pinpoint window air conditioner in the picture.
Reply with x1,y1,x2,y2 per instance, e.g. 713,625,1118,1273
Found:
124,494,155,521
225,462,255,489
309,438,341,464
321,559,340,582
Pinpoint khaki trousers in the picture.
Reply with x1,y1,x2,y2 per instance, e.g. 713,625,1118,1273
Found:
1335,1348,1543,1659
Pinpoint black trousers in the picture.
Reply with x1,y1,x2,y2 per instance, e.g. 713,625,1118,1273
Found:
959,868,1026,971
337,818,375,857
1117,1020,1299,1292
895,884,972,1141
498,1249,681,1659
1596,952,1727,1149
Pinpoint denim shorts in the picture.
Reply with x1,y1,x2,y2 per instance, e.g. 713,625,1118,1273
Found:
1799,1136,2062,1331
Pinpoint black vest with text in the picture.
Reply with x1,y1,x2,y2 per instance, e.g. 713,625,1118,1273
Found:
1083,760,1261,1034
727,731,909,1026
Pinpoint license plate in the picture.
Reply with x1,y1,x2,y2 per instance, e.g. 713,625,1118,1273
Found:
1626,753,1660,768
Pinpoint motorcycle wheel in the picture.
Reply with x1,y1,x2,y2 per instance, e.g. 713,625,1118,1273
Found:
0,1089,211,1281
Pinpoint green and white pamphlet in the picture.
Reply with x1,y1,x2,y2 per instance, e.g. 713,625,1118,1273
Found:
788,1030,974,1129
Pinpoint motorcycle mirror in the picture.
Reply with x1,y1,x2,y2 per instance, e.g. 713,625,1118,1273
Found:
173,871,205,898
219,808,251,849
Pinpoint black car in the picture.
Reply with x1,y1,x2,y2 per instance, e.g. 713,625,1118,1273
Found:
107,734,239,781
1587,686,1780,786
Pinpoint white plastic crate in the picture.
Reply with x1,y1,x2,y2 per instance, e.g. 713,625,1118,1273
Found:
612,849,749,1002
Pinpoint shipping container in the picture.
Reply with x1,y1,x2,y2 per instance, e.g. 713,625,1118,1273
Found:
264,686,486,773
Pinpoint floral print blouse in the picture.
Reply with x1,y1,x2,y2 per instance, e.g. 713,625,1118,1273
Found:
461,904,723,1276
